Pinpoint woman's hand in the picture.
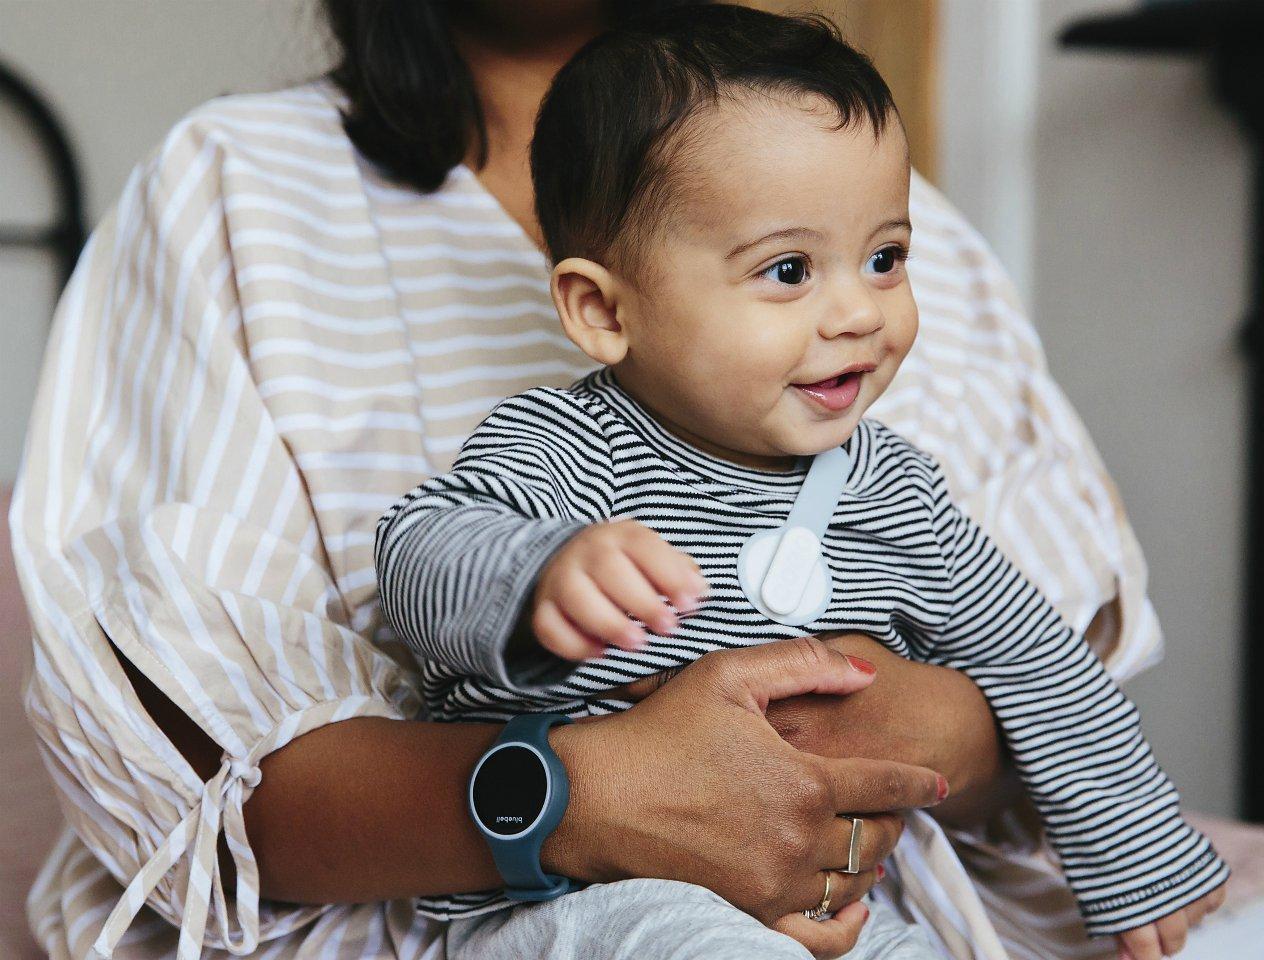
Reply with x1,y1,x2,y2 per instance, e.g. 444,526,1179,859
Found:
544,637,947,959
766,633,1013,827
615,632,1011,830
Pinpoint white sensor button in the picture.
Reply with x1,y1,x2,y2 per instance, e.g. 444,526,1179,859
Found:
760,526,821,615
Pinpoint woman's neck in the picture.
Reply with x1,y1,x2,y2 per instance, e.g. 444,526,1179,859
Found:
449,10,605,248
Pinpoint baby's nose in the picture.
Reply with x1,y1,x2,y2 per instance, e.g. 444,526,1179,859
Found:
822,289,884,338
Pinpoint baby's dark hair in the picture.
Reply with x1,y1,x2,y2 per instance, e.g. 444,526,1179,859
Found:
530,3,897,276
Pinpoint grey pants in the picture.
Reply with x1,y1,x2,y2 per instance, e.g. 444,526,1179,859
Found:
445,878,939,960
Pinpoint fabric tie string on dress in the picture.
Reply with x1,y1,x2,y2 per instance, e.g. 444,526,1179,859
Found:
92,755,263,959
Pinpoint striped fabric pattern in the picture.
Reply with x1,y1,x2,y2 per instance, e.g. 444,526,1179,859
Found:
7,81,1165,959
377,369,1226,932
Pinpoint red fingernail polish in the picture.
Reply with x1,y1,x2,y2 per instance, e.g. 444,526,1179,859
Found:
861,905,870,922
876,864,886,882
844,655,877,675
935,774,950,801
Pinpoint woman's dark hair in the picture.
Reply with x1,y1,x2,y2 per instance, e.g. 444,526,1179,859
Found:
530,4,897,274
320,0,702,193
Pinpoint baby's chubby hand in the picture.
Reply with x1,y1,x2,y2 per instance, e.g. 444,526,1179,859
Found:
531,519,708,660
1115,884,1227,960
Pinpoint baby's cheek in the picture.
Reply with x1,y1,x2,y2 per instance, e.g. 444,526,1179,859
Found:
711,335,790,390
888,300,920,357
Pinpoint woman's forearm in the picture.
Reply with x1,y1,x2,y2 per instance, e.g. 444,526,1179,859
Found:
246,716,507,902
120,648,514,902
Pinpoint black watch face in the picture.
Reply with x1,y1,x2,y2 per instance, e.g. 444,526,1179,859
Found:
472,744,549,837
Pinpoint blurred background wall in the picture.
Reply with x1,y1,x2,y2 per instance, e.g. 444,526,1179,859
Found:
0,0,1249,824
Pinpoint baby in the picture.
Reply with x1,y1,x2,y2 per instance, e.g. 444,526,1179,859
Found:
375,6,1228,960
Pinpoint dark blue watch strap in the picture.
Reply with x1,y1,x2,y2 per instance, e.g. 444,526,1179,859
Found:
472,713,574,901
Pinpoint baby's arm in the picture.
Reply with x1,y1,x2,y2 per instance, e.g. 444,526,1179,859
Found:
374,388,618,690
917,456,1228,940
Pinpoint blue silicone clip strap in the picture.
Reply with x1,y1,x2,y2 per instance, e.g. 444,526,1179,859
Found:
483,713,575,901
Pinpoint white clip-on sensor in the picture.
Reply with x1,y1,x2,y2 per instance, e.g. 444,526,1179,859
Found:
736,445,851,626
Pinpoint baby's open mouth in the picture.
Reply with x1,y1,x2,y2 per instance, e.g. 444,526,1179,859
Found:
792,367,873,413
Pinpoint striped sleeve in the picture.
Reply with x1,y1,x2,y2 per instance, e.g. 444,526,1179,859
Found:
918,457,1228,936
9,106,421,960
375,388,614,692
896,173,1162,686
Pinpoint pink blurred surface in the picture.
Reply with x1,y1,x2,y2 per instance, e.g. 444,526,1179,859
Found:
1,486,61,960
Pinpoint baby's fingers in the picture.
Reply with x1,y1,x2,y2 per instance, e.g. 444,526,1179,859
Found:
621,525,707,612
532,599,604,661
1156,909,1188,956
591,549,678,635
1202,882,1227,920
556,572,646,651
1117,924,1162,960
1181,884,1228,930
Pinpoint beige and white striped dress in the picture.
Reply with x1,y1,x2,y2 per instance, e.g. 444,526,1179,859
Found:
11,82,1159,960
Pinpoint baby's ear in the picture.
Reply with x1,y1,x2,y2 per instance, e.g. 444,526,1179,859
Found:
551,258,629,365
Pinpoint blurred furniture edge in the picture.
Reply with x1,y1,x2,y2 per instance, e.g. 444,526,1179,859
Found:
3,478,1264,955
0,59,86,293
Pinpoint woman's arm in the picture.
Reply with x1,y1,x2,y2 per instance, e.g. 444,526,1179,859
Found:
120,650,504,898
132,638,944,955
244,640,945,909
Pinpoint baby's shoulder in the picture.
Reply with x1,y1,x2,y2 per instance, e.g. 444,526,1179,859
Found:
855,418,944,495
471,378,616,454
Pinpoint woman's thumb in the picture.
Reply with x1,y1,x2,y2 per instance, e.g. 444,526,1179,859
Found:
714,637,878,712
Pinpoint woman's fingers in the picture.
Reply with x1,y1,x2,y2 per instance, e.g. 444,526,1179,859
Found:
701,636,884,711
816,812,903,874
772,899,871,960
816,755,947,813
605,668,680,703
613,627,884,705
553,637,946,927
773,864,880,926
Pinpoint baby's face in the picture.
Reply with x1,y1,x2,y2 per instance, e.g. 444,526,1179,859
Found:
614,93,916,470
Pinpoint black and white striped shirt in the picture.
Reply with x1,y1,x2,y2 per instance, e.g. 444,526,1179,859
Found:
375,367,1226,933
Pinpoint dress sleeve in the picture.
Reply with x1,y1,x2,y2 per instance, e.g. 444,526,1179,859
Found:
902,173,1161,685
375,389,614,692
918,459,1228,936
9,113,420,959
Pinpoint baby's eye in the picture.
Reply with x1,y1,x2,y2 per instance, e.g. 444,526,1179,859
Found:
761,256,809,285
867,246,908,275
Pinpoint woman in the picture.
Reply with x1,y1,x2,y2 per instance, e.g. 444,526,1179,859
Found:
11,2,1188,959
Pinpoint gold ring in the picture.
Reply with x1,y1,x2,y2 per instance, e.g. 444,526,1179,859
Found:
840,815,864,875
802,870,833,920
